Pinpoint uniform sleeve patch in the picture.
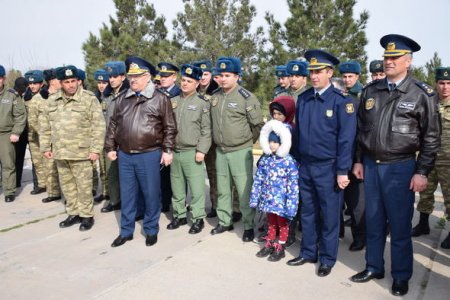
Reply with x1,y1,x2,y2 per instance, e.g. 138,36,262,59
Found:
238,88,251,99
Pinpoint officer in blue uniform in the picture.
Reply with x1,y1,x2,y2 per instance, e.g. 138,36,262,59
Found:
350,34,440,297
157,62,180,212
287,50,357,278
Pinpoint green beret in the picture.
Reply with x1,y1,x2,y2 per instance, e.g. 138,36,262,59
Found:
435,67,450,81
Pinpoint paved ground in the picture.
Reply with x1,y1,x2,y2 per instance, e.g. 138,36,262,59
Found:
0,153,449,299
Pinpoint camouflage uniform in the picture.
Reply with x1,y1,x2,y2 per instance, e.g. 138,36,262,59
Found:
0,87,26,196
418,99,450,218
27,92,47,189
40,87,105,217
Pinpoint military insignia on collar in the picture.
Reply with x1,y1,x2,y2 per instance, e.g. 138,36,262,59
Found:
65,69,73,76
172,101,177,109
365,98,375,110
212,97,218,106
346,103,354,114
161,66,168,71
201,64,207,69
293,65,299,71
220,62,226,69
186,67,193,75
326,110,333,117
387,42,396,50
311,58,317,64
98,75,104,80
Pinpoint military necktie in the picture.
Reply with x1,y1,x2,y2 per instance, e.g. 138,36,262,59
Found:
389,83,396,91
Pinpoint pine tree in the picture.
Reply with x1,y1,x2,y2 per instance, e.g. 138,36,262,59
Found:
424,52,442,85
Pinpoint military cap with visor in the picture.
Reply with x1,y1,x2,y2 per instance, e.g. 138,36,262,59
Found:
380,34,421,57
157,62,179,77
125,56,156,76
304,49,340,70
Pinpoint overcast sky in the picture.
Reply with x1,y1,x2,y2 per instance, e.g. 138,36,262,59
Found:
1,0,449,75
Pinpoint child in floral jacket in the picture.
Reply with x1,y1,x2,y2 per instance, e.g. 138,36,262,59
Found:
249,119,299,261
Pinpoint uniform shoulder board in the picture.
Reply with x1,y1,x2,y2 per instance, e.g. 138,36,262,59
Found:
238,88,251,99
158,88,171,97
415,81,435,96
7,88,19,96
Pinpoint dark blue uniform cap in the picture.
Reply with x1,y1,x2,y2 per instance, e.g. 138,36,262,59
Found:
0,65,5,77
94,69,110,82
43,69,57,82
275,65,288,77
216,56,241,74
24,70,44,83
56,65,78,80
369,60,384,73
380,34,420,57
157,62,180,77
305,49,340,70
192,60,212,72
435,67,450,81
339,61,361,74
104,61,126,76
180,64,203,81
77,69,86,81
211,67,220,77
286,60,309,76
125,56,156,76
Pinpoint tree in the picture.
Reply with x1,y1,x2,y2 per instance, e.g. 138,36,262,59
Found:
265,0,369,80
172,0,264,89
82,0,175,88
4,69,22,89
424,52,442,85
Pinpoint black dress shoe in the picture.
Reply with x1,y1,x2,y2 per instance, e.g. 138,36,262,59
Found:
392,280,408,296
318,264,332,277
286,256,317,266
42,196,62,203
59,215,81,228
210,224,234,235
411,223,430,237
232,211,242,222
101,203,121,213
94,194,108,204
351,269,385,283
79,217,94,231
242,229,254,242
206,209,217,218
111,235,133,247
167,217,188,230
349,240,366,251
30,187,46,195
146,234,158,246
189,219,204,234
5,195,15,203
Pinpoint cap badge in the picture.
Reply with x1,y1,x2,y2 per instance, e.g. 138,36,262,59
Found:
311,58,318,64
444,71,449,77
65,69,73,76
201,64,206,69
98,75,103,80
220,62,226,69
376,63,381,68
161,66,167,71
293,65,299,71
186,67,193,75
387,42,396,51
129,63,140,71
107,67,113,72
29,77,35,82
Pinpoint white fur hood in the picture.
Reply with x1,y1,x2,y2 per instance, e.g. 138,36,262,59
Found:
259,120,292,158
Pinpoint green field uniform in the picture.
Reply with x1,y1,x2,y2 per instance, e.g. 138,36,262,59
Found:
40,87,105,217
170,92,211,220
418,100,450,218
0,87,26,196
210,85,264,229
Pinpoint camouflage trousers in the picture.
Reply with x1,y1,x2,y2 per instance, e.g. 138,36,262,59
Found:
28,138,46,188
56,159,94,218
44,156,61,197
92,151,109,196
205,142,240,212
418,164,450,218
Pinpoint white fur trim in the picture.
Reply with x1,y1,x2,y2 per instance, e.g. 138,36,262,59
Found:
259,120,292,157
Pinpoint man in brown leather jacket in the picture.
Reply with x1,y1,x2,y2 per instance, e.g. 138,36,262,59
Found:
350,34,441,297
104,56,177,248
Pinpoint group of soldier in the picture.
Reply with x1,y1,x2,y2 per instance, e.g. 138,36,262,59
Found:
0,32,449,297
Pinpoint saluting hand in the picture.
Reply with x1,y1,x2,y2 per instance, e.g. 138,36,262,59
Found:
410,174,428,192
107,151,117,161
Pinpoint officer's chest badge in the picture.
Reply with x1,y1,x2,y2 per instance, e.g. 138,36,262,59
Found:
211,97,218,107
365,98,375,110
326,110,333,117
346,103,354,114
171,101,177,109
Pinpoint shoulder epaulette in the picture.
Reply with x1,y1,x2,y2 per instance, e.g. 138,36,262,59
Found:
7,88,19,96
238,88,251,99
415,81,435,96
158,88,171,97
